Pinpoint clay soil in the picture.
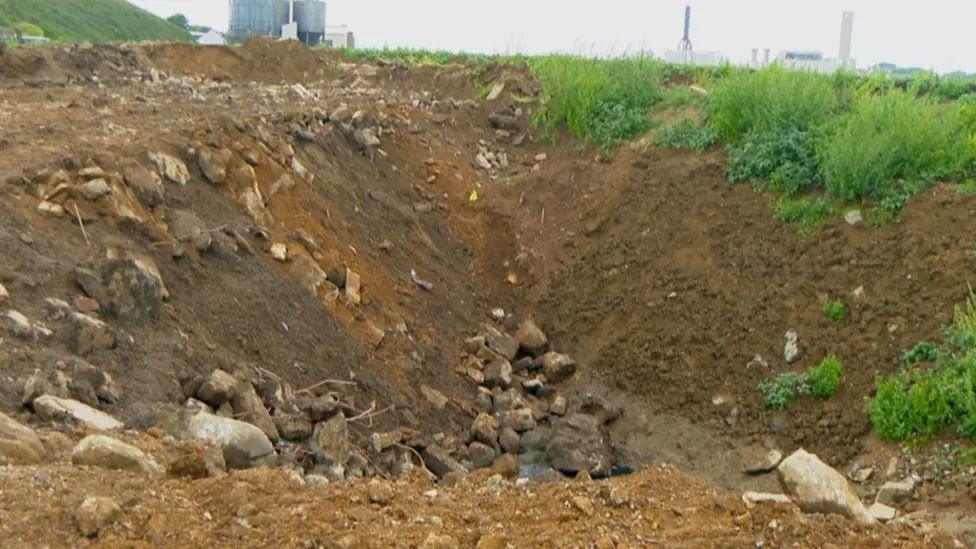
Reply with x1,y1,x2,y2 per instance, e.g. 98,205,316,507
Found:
1,39,975,546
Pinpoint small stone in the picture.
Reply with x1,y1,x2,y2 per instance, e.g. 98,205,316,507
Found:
421,385,449,410
868,502,897,522
516,320,548,356
368,478,394,504
502,408,536,433
876,478,918,506
422,444,466,479
420,534,460,549
66,312,116,355
469,441,496,469
741,491,793,509
73,296,101,313
541,352,577,383
850,467,874,484
0,282,8,300
464,336,486,355
273,414,313,441
572,495,595,515
784,330,799,364
270,243,288,262
78,166,106,179
37,200,65,217
345,269,362,305
483,358,513,389
844,210,864,226
746,449,783,475
471,413,500,445
196,370,239,406
550,395,568,416
77,496,123,538
80,179,112,200
0,411,46,464
499,427,520,454
149,152,190,185
5,310,36,340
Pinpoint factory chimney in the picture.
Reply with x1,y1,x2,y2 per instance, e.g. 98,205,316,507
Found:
839,11,854,63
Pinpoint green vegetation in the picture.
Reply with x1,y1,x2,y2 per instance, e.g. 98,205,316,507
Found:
759,356,845,409
871,290,976,440
166,14,188,29
654,119,717,152
12,22,43,37
759,372,811,410
821,299,845,321
808,355,844,398
773,196,835,236
342,47,504,66
727,129,821,194
0,0,191,43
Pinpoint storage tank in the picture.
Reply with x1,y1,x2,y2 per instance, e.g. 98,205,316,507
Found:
294,0,327,45
228,0,291,40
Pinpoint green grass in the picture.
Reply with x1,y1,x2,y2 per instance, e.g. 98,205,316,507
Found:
341,47,505,66
871,289,976,440
809,355,844,398
773,196,835,236
0,0,191,43
726,128,822,194
654,119,717,152
531,55,663,151
822,299,845,321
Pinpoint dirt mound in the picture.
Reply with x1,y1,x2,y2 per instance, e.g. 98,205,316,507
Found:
0,42,146,82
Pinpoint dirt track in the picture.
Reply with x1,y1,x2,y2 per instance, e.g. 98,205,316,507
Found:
1,39,975,545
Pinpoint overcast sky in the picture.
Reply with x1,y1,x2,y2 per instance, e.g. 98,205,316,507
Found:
129,1,976,73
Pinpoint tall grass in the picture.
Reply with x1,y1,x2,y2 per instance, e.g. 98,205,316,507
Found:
820,91,976,200
531,55,662,151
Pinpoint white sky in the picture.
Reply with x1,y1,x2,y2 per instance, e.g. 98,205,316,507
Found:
129,1,976,73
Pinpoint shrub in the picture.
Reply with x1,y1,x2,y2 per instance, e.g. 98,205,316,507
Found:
773,196,835,236
819,90,976,201
902,342,941,365
708,65,841,143
12,22,44,37
726,129,821,194
808,355,844,398
758,372,811,409
655,119,717,152
821,299,845,321
532,55,662,151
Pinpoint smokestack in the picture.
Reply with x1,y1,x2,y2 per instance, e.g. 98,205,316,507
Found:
839,11,854,62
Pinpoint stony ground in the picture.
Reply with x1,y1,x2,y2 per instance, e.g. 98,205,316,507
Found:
0,39,974,546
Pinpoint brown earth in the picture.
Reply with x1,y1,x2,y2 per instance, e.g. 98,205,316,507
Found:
1,38,975,545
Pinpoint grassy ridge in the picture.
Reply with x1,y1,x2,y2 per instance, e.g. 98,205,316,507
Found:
0,0,191,43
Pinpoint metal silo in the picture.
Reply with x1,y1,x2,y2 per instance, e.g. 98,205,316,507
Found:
294,1,327,45
229,0,277,38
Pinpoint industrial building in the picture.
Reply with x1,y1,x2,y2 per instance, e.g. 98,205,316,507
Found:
228,0,326,46
662,6,729,67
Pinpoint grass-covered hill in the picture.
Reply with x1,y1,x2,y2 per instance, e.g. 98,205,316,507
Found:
0,0,191,43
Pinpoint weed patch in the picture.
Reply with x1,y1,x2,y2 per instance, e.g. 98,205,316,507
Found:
822,299,845,321
809,356,844,398
654,119,717,152
758,372,811,410
773,196,835,236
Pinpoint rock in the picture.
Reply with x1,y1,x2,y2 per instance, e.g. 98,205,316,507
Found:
273,413,313,441
166,208,212,250
421,385,449,410
304,474,330,487
270,242,288,262
470,413,499,445
311,414,349,466
876,478,918,506
844,210,863,226
368,478,394,504
492,389,524,413
186,411,276,469
74,257,168,324
197,148,233,184
784,330,799,364
70,361,120,404
0,282,7,300
5,310,40,340
345,268,361,305
516,320,548,356
868,501,897,522
483,358,513,389
37,200,65,217
572,495,595,515
498,427,520,454
80,179,112,200
196,370,239,406
121,159,164,207
469,441,496,469
33,395,123,431
476,532,508,549
71,435,161,476
777,448,874,524
0,411,46,464
303,394,339,421
464,336,486,355
482,324,518,360
66,312,116,355
353,128,381,149
76,496,123,538
231,383,279,442
422,444,466,479
149,152,190,185
742,491,793,509
550,395,568,416
502,408,536,433
849,467,874,484
420,534,460,549
746,449,783,475
21,370,57,406
78,167,106,179
546,414,612,476
73,296,101,314
541,352,577,383
474,391,493,414
167,446,226,478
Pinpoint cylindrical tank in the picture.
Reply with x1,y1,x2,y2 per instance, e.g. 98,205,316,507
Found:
294,1,327,35
229,0,277,36
274,0,291,30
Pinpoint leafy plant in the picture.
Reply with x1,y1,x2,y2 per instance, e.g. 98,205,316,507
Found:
758,372,811,409
902,342,941,365
822,299,845,321
727,129,822,194
808,355,844,398
655,119,717,152
773,196,835,236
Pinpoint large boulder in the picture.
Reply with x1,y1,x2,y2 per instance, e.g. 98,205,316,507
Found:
0,412,46,464
32,395,124,431
74,257,168,324
186,411,276,469
545,414,612,476
71,435,161,476
777,449,874,524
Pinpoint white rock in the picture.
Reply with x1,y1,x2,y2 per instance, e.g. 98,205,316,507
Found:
844,210,864,226
742,491,793,509
777,449,874,524
77,496,123,537
186,411,276,469
0,411,46,464
71,435,161,476
868,501,897,522
80,179,112,200
149,152,190,185
485,83,505,101
270,243,288,262
784,330,799,363
37,200,65,217
876,477,918,506
5,310,33,339
32,395,124,431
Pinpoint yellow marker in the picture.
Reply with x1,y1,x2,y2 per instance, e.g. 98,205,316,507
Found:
469,190,479,202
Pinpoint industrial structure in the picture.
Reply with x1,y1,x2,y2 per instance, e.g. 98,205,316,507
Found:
750,11,856,73
228,0,327,46
663,5,728,67
325,25,356,49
